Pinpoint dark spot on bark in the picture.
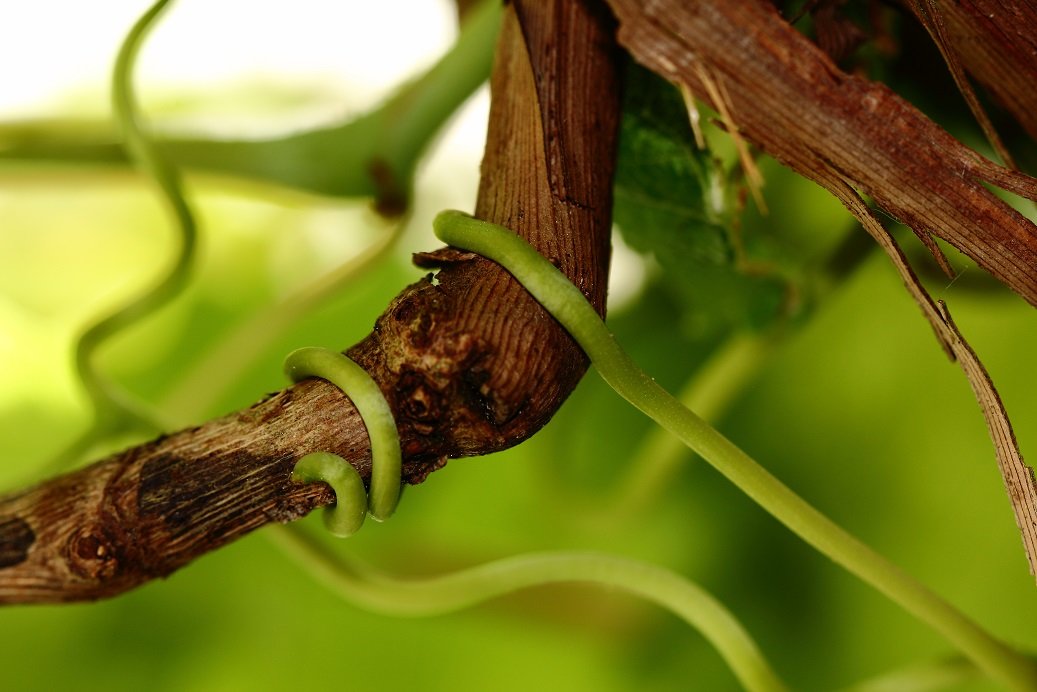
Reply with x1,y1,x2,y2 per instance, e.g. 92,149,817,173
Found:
139,454,192,529
390,288,423,327
139,450,294,543
398,370,444,435
0,517,34,569
460,367,497,424
66,525,119,580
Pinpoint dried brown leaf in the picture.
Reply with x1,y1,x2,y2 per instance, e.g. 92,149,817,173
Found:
908,0,1016,169
819,167,1037,579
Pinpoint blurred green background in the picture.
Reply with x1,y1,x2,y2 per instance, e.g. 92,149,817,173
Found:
1,1,1036,690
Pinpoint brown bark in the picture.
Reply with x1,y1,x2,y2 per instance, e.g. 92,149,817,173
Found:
0,0,622,604
356,0,620,470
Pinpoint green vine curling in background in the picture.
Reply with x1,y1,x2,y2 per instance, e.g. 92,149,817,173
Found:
47,0,198,474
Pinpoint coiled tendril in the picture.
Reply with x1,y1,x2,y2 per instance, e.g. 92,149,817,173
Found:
44,0,197,475
284,347,402,537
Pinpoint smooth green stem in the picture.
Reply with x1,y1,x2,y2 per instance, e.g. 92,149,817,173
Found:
154,0,500,205
839,655,978,692
269,527,786,692
432,210,1037,691
610,330,773,519
284,347,401,523
370,0,500,197
610,220,875,519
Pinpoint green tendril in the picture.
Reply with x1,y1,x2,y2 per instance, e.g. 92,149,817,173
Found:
609,330,774,520
431,209,1037,690
270,528,786,692
290,452,369,537
284,347,402,534
51,0,196,470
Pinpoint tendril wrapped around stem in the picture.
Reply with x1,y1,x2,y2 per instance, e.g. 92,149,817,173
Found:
285,346,402,536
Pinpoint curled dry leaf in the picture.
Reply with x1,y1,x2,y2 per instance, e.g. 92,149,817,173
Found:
820,168,1037,581
605,0,1037,579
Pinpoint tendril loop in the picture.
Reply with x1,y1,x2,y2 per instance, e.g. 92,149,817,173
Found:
284,347,402,537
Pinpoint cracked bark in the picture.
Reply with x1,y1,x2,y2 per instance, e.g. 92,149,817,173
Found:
0,0,621,604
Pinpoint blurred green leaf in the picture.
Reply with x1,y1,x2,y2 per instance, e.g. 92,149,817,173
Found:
614,64,730,264
613,64,788,337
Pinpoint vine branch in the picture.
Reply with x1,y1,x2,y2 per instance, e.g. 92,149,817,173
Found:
0,0,622,604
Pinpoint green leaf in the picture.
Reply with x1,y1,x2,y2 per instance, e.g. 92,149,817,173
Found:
613,64,787,336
